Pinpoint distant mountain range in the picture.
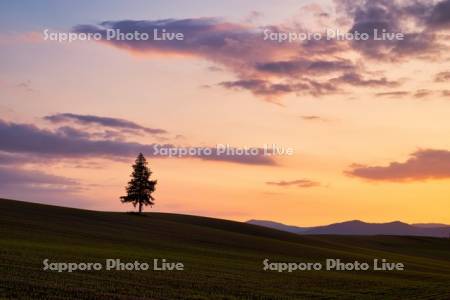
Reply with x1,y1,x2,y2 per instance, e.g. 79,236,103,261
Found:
247,219,450,238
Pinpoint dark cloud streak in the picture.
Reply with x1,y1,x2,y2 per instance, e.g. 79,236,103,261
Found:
266,179,321,188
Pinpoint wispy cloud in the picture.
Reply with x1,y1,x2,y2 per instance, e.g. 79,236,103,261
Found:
413,89,433,98
266,179,321,188
435,71,450,82
300,115,329,122
16,80,33,92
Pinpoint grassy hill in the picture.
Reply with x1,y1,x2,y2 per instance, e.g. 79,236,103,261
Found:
0,199,449,299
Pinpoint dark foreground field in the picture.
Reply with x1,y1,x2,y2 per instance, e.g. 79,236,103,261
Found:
0,199,449,299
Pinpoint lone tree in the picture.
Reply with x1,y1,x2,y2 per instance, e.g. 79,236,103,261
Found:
121,153,157,213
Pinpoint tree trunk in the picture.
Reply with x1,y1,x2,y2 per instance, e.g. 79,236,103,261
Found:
139,202,143,214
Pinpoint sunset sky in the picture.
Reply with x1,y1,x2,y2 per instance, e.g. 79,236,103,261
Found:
1,0,449,226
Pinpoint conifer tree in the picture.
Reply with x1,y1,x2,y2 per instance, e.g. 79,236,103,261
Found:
120,153,157,213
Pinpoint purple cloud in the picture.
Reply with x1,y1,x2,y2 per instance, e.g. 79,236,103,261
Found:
255,58,356,77
346,149,450,181
71,17,393,101
338,0,447,60
0,119,275,166
0,166,79,189
71,1,449,102
427,0,450,29
332,72,399,87
45,113,167,135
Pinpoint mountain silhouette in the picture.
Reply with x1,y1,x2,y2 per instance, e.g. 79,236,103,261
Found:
247,219,449,237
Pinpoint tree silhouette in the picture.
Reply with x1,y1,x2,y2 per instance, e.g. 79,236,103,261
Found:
121,153,157,213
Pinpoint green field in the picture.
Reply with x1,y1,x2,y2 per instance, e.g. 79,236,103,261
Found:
0,199,449,299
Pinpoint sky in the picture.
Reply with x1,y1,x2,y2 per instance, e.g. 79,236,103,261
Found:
0,0,449,226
